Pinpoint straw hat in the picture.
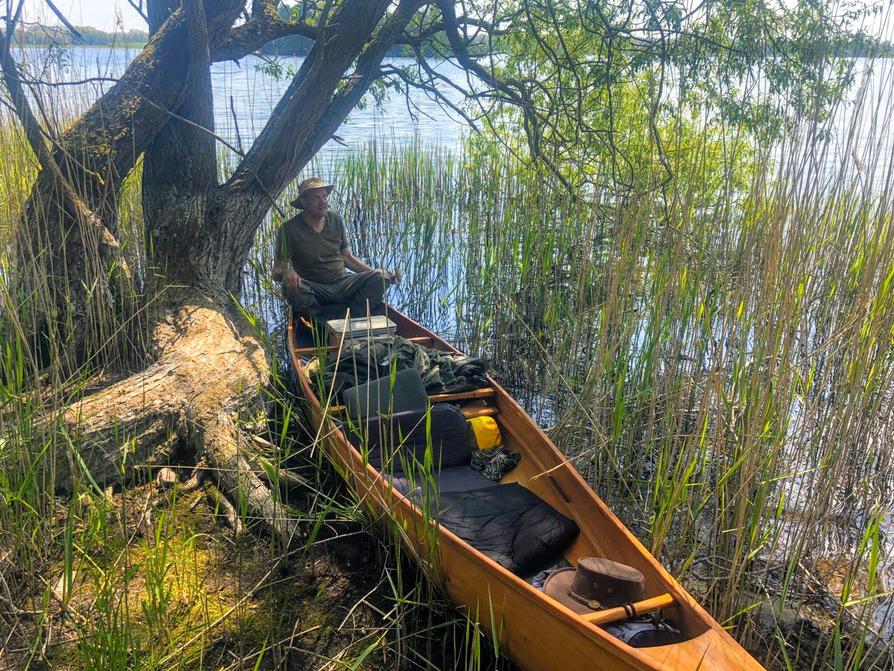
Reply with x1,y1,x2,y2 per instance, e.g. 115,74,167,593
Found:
291,177,334,208
542,557,645,614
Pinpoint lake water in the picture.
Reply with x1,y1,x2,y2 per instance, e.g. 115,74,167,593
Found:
17,46,472,181
14,47,894,190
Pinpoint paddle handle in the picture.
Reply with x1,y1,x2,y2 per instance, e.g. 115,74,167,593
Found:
580,593,675,626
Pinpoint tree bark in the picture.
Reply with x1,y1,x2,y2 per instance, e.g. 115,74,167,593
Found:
143,0,220,288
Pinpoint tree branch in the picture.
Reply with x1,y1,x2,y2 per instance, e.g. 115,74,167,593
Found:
212,0,316,61
148,0,180,35
434,0,576,194
42,0,81,39
146,0,217,194
0,27,55,171
23,0,241,225
127,0,150,25
225,0,392,198
379,63,482,133
140,0,220,282
212,16,315,62
288,0,429,171
0,21,126,266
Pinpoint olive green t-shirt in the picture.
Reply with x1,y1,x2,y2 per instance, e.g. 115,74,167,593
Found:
275,211,348,283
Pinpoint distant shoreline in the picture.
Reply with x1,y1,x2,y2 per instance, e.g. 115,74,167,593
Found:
16,24,894,60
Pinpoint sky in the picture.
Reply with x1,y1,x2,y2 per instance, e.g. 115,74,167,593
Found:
22,0,149,32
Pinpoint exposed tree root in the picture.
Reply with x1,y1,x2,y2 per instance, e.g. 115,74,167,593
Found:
205,482,245,536
198,411,298,545
53,294,298,546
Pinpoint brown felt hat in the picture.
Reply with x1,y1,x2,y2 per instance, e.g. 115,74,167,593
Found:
542,557,645,614
290,177,334,208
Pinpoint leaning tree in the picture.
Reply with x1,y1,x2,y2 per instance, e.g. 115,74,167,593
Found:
2,0,556,544
0,0,859,543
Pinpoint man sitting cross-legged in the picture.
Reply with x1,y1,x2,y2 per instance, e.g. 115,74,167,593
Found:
273,177,400,318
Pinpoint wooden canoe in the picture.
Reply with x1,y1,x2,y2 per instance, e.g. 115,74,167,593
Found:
287,308,765,671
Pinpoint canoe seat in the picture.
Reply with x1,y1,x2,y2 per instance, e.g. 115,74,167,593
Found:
293,306,350,348
420,483,580,577
298,302,379,323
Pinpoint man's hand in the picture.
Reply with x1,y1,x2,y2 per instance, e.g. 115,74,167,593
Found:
387,269,402,284
284,267,302,293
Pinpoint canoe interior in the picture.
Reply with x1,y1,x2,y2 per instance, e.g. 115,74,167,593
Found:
287,308,765,671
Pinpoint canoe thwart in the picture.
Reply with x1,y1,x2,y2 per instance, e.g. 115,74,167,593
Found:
429,388,495,402
580,593,675,626
461,406,499,419
326,405,498,419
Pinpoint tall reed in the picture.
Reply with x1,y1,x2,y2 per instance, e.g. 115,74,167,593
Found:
4,40,894,670
241,60,894,668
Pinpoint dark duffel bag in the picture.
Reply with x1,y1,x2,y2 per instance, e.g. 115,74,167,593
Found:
603,619,685,647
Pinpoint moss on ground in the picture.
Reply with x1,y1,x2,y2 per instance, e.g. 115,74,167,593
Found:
20,474,396,671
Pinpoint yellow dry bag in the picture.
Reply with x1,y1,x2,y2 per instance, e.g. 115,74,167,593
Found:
468,416,502,451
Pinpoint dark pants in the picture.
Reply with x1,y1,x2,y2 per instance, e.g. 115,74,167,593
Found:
284,270,393,317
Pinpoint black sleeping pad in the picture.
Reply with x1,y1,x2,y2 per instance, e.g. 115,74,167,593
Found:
419,483,579,577
389,465,496,494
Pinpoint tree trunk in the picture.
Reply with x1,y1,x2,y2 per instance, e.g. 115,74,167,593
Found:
11,1,243,368
143,0,221,290
53,287,297,545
